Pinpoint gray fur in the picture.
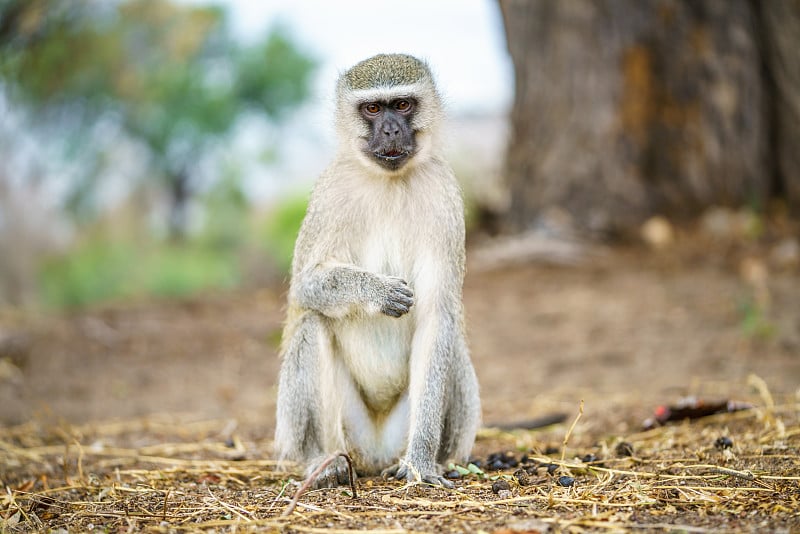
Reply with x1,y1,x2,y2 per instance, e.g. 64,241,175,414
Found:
274,54,480,489
340,54,431,91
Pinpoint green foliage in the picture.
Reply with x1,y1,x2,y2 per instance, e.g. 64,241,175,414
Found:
39,239,139,308
37,187,308,308
199,171,249,250
737,297,776,340
39,237,240,308
259,193,309,272
236,25,315,117
0,0,316,237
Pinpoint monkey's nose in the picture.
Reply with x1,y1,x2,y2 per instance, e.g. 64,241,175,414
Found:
380,115,403,139
382,124,400,137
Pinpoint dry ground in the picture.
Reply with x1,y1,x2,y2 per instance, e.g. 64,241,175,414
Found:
1,233,799,532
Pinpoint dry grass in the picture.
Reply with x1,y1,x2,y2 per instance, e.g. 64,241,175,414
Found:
2,392,798,533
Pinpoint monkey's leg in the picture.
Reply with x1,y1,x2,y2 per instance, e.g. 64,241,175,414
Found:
275,313,324,463
275,313,360,488
437,337,480,465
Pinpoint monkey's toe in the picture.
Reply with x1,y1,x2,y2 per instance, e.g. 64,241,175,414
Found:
421,474,455,489
382,462,454,489
307,457,354,489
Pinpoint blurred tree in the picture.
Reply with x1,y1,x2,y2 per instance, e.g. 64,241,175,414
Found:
498,0,800,237
0,0,315,239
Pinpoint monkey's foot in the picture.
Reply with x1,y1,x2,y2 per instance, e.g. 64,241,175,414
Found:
306,455,355,488
382,460,454,489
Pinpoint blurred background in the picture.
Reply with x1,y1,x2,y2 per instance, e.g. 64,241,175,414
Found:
0,0,512,308
0,0,798,426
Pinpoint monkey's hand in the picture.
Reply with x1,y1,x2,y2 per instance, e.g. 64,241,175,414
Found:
382,459,454,489
377,276,414,318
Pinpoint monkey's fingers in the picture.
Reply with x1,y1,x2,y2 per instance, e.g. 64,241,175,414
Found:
381,299,413,317
394,282,414,299
381,286,414,317
384,277,414,297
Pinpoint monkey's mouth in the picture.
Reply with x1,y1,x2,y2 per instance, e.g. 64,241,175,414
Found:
375,149,409,161
372,149,412,169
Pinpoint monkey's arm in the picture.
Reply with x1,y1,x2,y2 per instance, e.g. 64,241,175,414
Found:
291,263,414,319
386,252,464,487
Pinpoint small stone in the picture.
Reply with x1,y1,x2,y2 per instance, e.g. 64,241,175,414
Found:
771,238,800,269
505,519,552,533
581,453,598,463
513,468,531,486
489,459,506,471
616,441,634,457
444,470,461,479
701,206,736,240
641,215,674,249
491,479,511,494
557,476,575,487
546,463,558,475
715,436,733,450
497,489,513,499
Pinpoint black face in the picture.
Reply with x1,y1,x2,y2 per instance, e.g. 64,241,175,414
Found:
360,98,417,171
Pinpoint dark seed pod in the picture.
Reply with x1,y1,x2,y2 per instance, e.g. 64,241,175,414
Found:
715,436,733,449
489,459,506,471
444,470,461,479
581,453,598,463
557,476,575,487
492,479,511,494
513,468,531,486
616,441,634,457
545,446,560,455
546,463,558,475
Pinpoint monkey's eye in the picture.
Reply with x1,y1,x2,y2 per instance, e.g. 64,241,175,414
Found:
364,103,381,115
394,100,411,112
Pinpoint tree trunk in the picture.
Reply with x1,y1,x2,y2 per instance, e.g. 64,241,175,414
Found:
168,169,191,242
759,0,800,209
499,0,773,236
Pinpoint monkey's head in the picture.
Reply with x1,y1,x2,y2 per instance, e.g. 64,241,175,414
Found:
336,54,443,174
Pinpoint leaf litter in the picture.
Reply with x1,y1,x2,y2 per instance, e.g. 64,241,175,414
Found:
1,381,798,533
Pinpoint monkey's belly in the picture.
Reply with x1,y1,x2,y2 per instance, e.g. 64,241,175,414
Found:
333,315,413,415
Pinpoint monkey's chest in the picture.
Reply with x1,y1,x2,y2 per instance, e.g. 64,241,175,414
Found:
337,206,422,412
357,224,411,279
333,314,413,414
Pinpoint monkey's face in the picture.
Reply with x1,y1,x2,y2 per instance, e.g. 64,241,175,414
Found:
359,98,417,171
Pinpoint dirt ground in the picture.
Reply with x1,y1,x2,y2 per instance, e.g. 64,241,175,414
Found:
2,236,798,428
1,233,799,531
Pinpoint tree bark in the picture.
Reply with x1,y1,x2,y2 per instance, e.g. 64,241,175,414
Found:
759,0,800,209
499,0,767,236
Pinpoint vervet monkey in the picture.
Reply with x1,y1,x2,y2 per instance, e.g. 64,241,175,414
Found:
274,54,480,488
